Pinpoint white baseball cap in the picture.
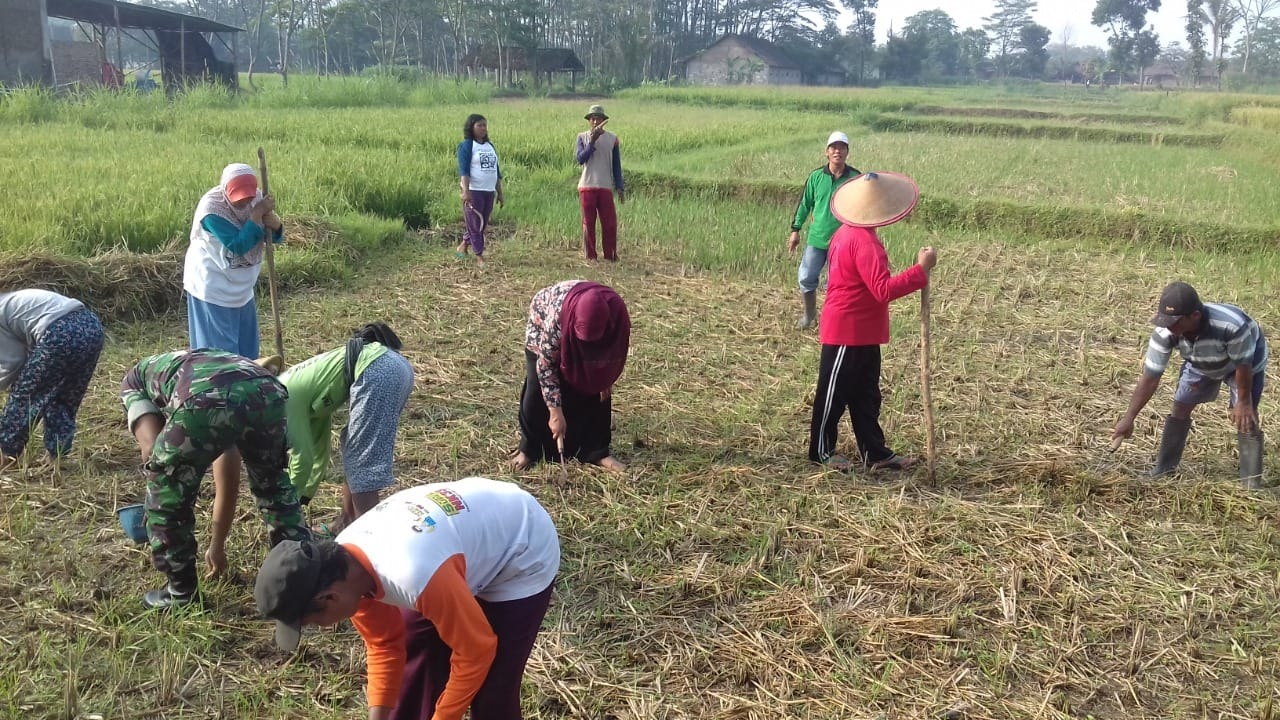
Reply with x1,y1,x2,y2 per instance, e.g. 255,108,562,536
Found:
826,131,850,147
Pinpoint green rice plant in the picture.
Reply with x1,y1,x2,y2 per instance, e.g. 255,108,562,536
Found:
173,81,239,110
869,113,1225,146
906,104,1185,126
0,85,60,123
1229,106,1280,131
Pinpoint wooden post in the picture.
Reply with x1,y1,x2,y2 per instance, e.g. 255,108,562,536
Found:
113,2,123,80
257,147,286,362
920,284,937,484
40,0,55,85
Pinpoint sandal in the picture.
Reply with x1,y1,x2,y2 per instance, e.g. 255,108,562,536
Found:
311,522,337,540
870,454,918,471
820,454,855,471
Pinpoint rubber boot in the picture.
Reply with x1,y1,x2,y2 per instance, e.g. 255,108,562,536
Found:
1150,415,1192,477
796,291,817,329
1239,429,1264,490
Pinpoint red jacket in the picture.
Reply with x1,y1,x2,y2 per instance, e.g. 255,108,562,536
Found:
819,224,928,346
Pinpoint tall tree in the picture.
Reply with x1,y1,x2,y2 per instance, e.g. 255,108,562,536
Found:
1186,0,1209,80
880,27,923,81
957,27,992,79
1202,0,1238,75
843,0,877,84
1234,15,1280,75
984,0,1036,76
1232,0,1280,72
272,0,304,84
902,9,960,79
1017,22,1051,77
1092,0,1162,78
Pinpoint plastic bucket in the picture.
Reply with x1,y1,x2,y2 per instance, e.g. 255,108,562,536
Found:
116,503,148,544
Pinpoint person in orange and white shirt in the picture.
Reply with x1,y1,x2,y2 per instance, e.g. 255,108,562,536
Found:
254,477,560,720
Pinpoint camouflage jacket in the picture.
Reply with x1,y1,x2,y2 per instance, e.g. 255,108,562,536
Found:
121,349,276,429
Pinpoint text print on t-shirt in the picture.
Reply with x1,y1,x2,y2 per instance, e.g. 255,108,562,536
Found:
478,150,497,170
404,502,437,533
426,488,468,516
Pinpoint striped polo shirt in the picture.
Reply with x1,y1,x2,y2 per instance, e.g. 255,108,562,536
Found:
1143,302,1268,380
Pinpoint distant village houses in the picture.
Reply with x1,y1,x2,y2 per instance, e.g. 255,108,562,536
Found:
680,34,843,87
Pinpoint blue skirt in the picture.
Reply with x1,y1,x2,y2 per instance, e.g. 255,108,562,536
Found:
187,294,259,358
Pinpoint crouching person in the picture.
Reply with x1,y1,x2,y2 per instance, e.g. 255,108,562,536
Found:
255,477,560,720
1112,281,1268,487
0,289,105,470
121,348,309,609
281,322,414,536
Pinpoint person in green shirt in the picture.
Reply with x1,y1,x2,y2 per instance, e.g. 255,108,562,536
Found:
786,131,859,329
277,323,414,535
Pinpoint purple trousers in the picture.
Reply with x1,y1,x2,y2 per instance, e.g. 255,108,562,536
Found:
389,583,554,720
463,190,495,256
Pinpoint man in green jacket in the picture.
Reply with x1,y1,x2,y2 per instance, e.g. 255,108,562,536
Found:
787,131,859,329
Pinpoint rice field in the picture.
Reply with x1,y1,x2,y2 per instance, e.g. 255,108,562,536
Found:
2,79,1280,719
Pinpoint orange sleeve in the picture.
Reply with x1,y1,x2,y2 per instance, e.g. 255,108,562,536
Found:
350,597,408,709
415,554,498,720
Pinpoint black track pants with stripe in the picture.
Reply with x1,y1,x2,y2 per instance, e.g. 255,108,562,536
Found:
808,344,893,466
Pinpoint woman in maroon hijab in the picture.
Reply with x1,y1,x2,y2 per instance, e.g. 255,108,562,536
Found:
513,280,631,472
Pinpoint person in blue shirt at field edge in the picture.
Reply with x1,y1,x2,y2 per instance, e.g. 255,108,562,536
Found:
455,113,503,267
1111,281,1268,488
787,131,859,329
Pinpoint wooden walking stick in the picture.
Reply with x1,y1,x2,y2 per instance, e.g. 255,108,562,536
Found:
257,147,285,362
920,282,937,484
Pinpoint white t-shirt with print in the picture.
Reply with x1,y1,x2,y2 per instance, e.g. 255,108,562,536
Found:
336,477,559,606
467,141,500,192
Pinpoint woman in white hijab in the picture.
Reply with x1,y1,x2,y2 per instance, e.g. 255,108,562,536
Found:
184,162,282,356
182,163,284,574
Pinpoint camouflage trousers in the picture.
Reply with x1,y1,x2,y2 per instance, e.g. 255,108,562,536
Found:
144,377,307,594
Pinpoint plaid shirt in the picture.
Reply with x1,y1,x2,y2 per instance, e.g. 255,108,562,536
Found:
1143,303,1268,381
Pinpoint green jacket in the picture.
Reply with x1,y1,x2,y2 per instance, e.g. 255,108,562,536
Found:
279,341,390,500
791,164,859,250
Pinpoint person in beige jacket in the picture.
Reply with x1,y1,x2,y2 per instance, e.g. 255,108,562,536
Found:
574,104,624,262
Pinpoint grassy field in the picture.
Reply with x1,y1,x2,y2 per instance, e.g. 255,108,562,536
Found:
2,80,1280,719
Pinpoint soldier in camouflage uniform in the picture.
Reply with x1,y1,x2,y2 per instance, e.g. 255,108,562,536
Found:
121,349,309,609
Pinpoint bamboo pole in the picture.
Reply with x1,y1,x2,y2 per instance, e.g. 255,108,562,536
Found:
920,283,937,484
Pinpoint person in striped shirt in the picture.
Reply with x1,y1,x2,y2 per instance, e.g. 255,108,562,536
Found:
1111,281,1268,486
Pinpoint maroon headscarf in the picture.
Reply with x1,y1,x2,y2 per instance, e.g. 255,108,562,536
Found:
559,282,631,394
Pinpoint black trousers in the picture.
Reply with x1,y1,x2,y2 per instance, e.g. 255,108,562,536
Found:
808,344,893,465
518,350,612,465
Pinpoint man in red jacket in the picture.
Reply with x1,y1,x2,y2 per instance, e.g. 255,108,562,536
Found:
808,172,937,471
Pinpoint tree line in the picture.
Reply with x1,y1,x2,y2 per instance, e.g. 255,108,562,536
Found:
135,0,1280,86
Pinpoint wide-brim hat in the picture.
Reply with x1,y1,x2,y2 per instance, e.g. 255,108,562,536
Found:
585,104,608,119
830,171,919,228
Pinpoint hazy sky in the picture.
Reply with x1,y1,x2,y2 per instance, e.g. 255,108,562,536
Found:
834,1,1194,50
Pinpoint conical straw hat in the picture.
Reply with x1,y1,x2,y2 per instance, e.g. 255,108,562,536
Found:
830,171,920,228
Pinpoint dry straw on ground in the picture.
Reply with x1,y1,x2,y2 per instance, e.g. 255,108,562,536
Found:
1,232,1278,719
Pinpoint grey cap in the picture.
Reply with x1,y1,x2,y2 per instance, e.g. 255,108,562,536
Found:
254,540,323,652
585,104,608,119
